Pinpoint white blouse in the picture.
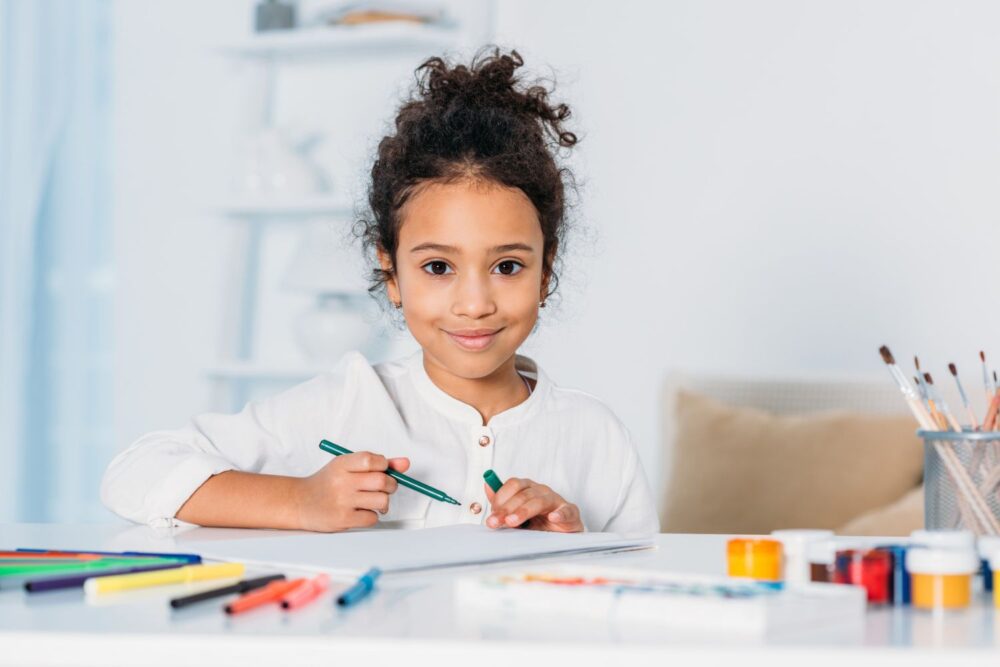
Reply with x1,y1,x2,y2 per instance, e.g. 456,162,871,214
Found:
101,350,659,535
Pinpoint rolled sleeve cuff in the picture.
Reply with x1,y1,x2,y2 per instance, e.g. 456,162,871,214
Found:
141,455,235,527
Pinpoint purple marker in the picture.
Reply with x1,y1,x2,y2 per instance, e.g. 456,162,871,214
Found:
24,562,186,593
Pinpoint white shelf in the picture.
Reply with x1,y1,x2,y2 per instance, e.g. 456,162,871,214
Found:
205,362,322,382
219,22,458,59
216,195,353,219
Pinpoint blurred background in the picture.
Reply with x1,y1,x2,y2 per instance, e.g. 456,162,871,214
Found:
4,0,1000,524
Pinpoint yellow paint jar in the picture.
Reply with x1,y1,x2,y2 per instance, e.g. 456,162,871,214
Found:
727,538,782,581
991,553,1000,609
905,547,978,610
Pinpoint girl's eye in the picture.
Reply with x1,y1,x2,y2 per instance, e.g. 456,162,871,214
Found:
494,260,524,276
422,261,452,276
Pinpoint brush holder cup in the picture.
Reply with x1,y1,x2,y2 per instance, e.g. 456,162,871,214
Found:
920,430,1000,535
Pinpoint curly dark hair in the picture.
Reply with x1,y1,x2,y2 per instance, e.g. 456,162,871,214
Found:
355,47,579,312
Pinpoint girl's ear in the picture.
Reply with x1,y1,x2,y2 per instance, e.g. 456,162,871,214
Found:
376,246,401,305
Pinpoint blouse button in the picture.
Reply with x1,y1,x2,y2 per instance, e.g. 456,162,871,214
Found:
469,502,483,515
478,435,491,447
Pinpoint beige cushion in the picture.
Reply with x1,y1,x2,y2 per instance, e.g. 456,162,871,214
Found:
836,485,924,536
659,390,924,534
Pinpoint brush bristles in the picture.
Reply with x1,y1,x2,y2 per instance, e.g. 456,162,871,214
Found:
879,345,895,365
949,363,958,376
982,351,987,363
915,356,922,371
924,372,934,385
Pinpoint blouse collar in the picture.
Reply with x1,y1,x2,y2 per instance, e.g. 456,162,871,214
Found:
405,349,550,428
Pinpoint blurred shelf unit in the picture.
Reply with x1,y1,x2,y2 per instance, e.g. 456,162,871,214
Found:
205,362,318,383
215,195,354,220
219,22,458,59
208,20,462,411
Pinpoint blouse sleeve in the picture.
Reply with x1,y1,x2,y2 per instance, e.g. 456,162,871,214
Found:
100,353,360,527
600,433,660,535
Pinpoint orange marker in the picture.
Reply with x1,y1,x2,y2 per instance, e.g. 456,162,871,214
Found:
224,578,305,615
280,574,330,610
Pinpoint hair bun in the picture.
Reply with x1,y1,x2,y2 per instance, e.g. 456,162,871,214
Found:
416,48,577,148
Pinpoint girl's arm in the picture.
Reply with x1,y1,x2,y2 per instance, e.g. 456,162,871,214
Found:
175,452,410,531
100,356,364,527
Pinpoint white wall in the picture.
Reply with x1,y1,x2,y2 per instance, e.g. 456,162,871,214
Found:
495,0,1000,489
113,1,1000,504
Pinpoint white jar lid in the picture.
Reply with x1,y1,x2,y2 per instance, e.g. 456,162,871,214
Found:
771,529,835,555
906,548,979,575
910,529,975,550
978,536,1000,560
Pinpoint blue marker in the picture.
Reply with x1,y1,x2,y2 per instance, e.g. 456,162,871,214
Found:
337,567,381,607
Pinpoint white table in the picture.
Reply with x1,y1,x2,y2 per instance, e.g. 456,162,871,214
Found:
1,523,998,666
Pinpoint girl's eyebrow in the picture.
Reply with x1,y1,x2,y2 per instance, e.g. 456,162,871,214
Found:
409,242,535,254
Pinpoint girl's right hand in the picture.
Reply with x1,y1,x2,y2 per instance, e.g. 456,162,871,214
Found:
294,451,410,532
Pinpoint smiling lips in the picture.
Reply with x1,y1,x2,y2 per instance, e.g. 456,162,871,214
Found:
445,328,502,351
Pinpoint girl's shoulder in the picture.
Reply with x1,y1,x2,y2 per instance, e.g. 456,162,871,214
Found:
519,355,631,441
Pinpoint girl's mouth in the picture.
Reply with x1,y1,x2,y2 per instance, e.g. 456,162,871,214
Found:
444,328,503,351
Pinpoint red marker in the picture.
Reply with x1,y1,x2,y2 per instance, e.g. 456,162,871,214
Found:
225,578,305,615
280,574,330,610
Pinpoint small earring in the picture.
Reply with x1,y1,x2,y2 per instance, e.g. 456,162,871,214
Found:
539,300,546,309
394,301,402,309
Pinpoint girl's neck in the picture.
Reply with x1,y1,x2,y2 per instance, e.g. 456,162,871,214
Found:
422,353,530,425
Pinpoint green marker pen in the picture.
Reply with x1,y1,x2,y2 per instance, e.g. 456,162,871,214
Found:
319,440,461,505
483,469,503,493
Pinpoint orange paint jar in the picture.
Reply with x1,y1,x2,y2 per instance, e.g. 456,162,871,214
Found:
905,547,978,610
727,538,782,581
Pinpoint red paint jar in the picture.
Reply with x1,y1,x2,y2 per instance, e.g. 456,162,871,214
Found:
835,548,892,604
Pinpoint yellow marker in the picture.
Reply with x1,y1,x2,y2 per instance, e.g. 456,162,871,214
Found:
84,562,245,595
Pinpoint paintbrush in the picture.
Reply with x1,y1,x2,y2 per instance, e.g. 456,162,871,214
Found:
949,362,979,430
987,372,1000,431
982,351,994,398
879,346,935,429
913,375,931,411
923,372,961,431
879,346,999,533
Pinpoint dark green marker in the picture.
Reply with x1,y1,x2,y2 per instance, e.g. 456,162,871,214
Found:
483,469,503,493
319,440,461,505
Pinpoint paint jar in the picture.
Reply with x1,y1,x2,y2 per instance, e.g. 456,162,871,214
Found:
991,553,1000,609
977,536,1000,593
835,549,892,604
874,545,910,605
727,538,782,581
771,529,833,587
906,547,978,610
808,540,836,583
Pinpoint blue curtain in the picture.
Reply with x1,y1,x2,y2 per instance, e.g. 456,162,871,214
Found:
0,0,113,521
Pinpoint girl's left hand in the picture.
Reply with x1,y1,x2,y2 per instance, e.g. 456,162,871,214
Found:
484,478,583,533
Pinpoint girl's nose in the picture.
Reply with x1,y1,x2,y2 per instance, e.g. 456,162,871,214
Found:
451,273,497,319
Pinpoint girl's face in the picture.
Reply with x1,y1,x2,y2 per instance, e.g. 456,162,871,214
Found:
378,180,549,382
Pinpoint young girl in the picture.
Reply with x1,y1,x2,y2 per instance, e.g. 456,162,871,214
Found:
101,50,658,535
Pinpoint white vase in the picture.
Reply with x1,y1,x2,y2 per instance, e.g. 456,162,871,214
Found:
293,294,371,366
